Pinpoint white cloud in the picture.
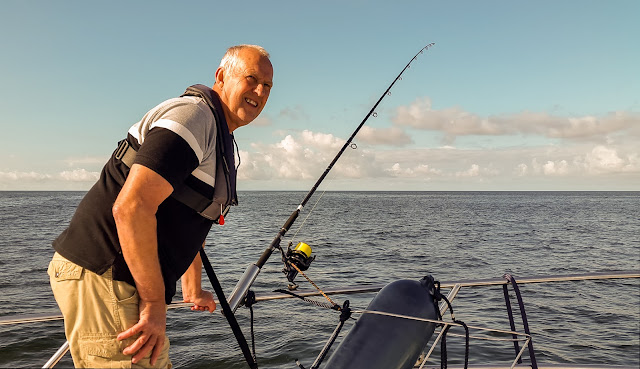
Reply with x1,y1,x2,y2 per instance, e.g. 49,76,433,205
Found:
581,145,639,174
523,145,640,178
277,105,309,121
238,130,352,181
57,169,100,182
3,131,638,191
250,115,272,127
454,164,500,178
356,126,413,146
393,97,640,143
542,160,569,176
237,128,639,190
0,169,99,190
456,164,481,177
515,163,528,176
239,130,416,183
299,130,345,150
63,156,108,167
393,98,489,140
385,163,441,178
0,171,51,181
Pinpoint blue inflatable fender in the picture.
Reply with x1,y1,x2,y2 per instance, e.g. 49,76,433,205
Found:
325,276,438,369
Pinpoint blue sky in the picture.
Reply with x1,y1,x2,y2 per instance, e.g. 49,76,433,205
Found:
1,0,638,191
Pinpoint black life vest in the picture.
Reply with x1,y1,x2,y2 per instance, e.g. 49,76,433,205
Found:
178,84,238,222
116,84,238,223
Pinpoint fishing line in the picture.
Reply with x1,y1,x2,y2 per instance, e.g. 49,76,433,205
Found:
283,42,426,273
288,142,359,244
281,142,362,299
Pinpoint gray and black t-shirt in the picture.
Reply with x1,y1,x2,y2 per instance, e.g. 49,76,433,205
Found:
53,92,226,303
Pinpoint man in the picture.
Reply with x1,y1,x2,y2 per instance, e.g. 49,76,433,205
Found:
48,44,273,368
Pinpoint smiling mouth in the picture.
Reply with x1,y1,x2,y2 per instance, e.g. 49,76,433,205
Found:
245,97,258,108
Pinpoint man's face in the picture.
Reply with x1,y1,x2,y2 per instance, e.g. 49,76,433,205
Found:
216,48,273,131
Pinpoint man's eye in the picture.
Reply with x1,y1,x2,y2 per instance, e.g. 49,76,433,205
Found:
246,75,257,83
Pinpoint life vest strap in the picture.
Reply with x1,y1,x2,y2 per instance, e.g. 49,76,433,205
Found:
114,139,136,167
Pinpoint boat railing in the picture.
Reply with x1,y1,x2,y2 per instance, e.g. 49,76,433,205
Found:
1,270,637,368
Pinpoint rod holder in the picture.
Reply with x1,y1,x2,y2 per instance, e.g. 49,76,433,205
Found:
228,264,261,312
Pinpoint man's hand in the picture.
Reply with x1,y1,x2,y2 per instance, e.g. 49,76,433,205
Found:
184,289,217,313
181,248,216,313
117,299,167,365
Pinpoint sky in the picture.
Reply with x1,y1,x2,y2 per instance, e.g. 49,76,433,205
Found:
1,0,638,191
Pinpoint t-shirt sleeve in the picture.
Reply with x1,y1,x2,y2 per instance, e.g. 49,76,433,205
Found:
131,98,217,189
148,99,216,165
133,127,200,189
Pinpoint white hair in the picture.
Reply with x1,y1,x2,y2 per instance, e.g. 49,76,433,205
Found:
219,44,270,75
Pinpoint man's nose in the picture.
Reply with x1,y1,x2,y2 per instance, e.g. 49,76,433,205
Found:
255,83,266,97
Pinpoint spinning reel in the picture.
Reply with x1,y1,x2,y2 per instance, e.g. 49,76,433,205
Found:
282,242,315,288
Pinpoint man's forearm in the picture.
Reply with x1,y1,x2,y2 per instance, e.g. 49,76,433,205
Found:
112,164,173,304
114,205,165,303
181,247,203,300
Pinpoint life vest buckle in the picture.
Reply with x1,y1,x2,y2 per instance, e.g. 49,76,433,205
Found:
114,140,130,161
114,140,136,167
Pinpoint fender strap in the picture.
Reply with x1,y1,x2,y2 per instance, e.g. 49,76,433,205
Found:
199,247,258,369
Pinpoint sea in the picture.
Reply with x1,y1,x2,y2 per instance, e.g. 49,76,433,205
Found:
0,191,639,368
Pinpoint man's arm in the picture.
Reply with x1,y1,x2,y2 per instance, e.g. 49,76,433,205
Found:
112,164,173,366
181,245,217,313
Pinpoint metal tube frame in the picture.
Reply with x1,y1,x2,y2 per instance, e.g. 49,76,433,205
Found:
23,270,638,367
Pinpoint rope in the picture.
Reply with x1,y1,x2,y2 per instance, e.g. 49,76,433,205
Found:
274,289,339,310
308,301,352,369
199,248,258,369
350,309,531,338
245,290,258,363
426,277,469,369
288,261,341,310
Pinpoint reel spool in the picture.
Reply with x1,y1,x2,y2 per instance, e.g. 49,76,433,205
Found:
283,242,315,287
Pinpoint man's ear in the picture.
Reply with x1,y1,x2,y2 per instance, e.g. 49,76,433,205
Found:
214,67,225,87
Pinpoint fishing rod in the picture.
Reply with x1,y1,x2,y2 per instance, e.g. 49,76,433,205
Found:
227,43,436,312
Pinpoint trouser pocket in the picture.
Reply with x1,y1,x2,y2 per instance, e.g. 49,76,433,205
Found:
79,335,132,368
48,252,84,315
112,278,140,333
48,252,83,281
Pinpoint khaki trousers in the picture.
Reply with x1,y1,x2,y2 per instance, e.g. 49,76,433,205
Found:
48,252,171,368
